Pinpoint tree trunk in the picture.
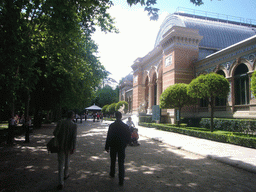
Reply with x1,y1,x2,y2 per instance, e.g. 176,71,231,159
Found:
210,96,215,132
7,99,15,145
24,90,30,143
11,100,15,118
46,110,50,121
177,107,181,127
34,107,42,129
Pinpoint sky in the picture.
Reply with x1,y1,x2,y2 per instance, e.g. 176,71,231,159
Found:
92,0,256,84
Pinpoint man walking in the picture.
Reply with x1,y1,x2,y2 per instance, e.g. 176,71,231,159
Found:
105,111,131,186
53,111,77,190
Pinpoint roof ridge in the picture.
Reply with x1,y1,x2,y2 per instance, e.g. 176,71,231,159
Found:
174,9,256,28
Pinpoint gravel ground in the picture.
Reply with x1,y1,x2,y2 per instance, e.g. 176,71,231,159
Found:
1,120,256,192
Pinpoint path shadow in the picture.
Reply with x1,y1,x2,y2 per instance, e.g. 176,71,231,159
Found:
1,121,256,192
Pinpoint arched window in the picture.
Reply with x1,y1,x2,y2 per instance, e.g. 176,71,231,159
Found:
215,70,226,106
234,64,249,105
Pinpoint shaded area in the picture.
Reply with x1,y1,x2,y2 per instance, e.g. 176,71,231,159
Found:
1,120,256,192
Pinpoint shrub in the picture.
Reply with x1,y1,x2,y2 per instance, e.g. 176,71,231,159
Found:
181,118,201,127
139,122,256,148
139,116,152,123
200,118,256,134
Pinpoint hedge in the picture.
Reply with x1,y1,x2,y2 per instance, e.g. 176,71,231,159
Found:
200,118,256,134
139,122,256,149
139,116,152,123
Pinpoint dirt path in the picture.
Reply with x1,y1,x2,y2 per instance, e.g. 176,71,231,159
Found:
1,120,256,192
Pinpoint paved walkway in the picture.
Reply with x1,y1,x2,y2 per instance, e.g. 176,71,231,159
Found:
1,119,256,191
122,114,256,174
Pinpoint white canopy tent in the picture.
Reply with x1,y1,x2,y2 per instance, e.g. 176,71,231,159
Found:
85,104,102,111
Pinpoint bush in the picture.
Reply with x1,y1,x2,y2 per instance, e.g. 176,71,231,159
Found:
139,122,256,149
181,118,201,127
139,116,152,123
200,118,256,134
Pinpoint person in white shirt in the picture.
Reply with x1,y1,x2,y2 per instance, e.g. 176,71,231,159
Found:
126,117,135,129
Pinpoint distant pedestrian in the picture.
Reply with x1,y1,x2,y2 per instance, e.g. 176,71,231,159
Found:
53,111,77,190
100,113,103,122
7,115,16,145
93,113,96,122
105,111,131,186
84,113,87,121
97,112,100,121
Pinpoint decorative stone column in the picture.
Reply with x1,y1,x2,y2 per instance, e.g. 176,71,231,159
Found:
156,79,162,105
147,83,154,114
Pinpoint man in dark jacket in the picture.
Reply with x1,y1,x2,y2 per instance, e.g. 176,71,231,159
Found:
54,111,77,190
105,111,131,186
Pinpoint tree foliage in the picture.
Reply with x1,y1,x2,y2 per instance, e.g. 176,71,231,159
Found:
160,83,196,125
102,104,109,114
115,101,128,112
0,0,206,122
107,103,117,115
251,71,256,97
187,73,230,132
0,0,117,121
160,83,196,109
93,85,119,107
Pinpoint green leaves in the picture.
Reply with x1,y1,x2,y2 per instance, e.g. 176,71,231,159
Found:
251,71,256,97
187,73,230,132
93,85,119,107
116,101,128,111
1,0,117,115
187,73,230,100
160,83,196,109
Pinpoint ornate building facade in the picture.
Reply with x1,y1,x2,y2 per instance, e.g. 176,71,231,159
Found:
129,9,256,122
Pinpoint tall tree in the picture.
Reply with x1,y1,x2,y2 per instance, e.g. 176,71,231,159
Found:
0,0,206,123
93,85,119,107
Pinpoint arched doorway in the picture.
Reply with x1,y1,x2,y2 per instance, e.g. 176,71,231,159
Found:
234,64,249,105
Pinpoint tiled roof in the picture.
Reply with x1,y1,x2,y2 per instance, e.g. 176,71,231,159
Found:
154,12,256,59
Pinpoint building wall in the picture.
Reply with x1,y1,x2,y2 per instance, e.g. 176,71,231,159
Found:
129,13,256,121
182,36,256,119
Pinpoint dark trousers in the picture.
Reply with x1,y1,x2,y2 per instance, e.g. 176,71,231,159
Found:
110,147,126,182
7,125,14,145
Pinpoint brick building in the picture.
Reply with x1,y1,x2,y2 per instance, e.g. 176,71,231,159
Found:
122,8,256,122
